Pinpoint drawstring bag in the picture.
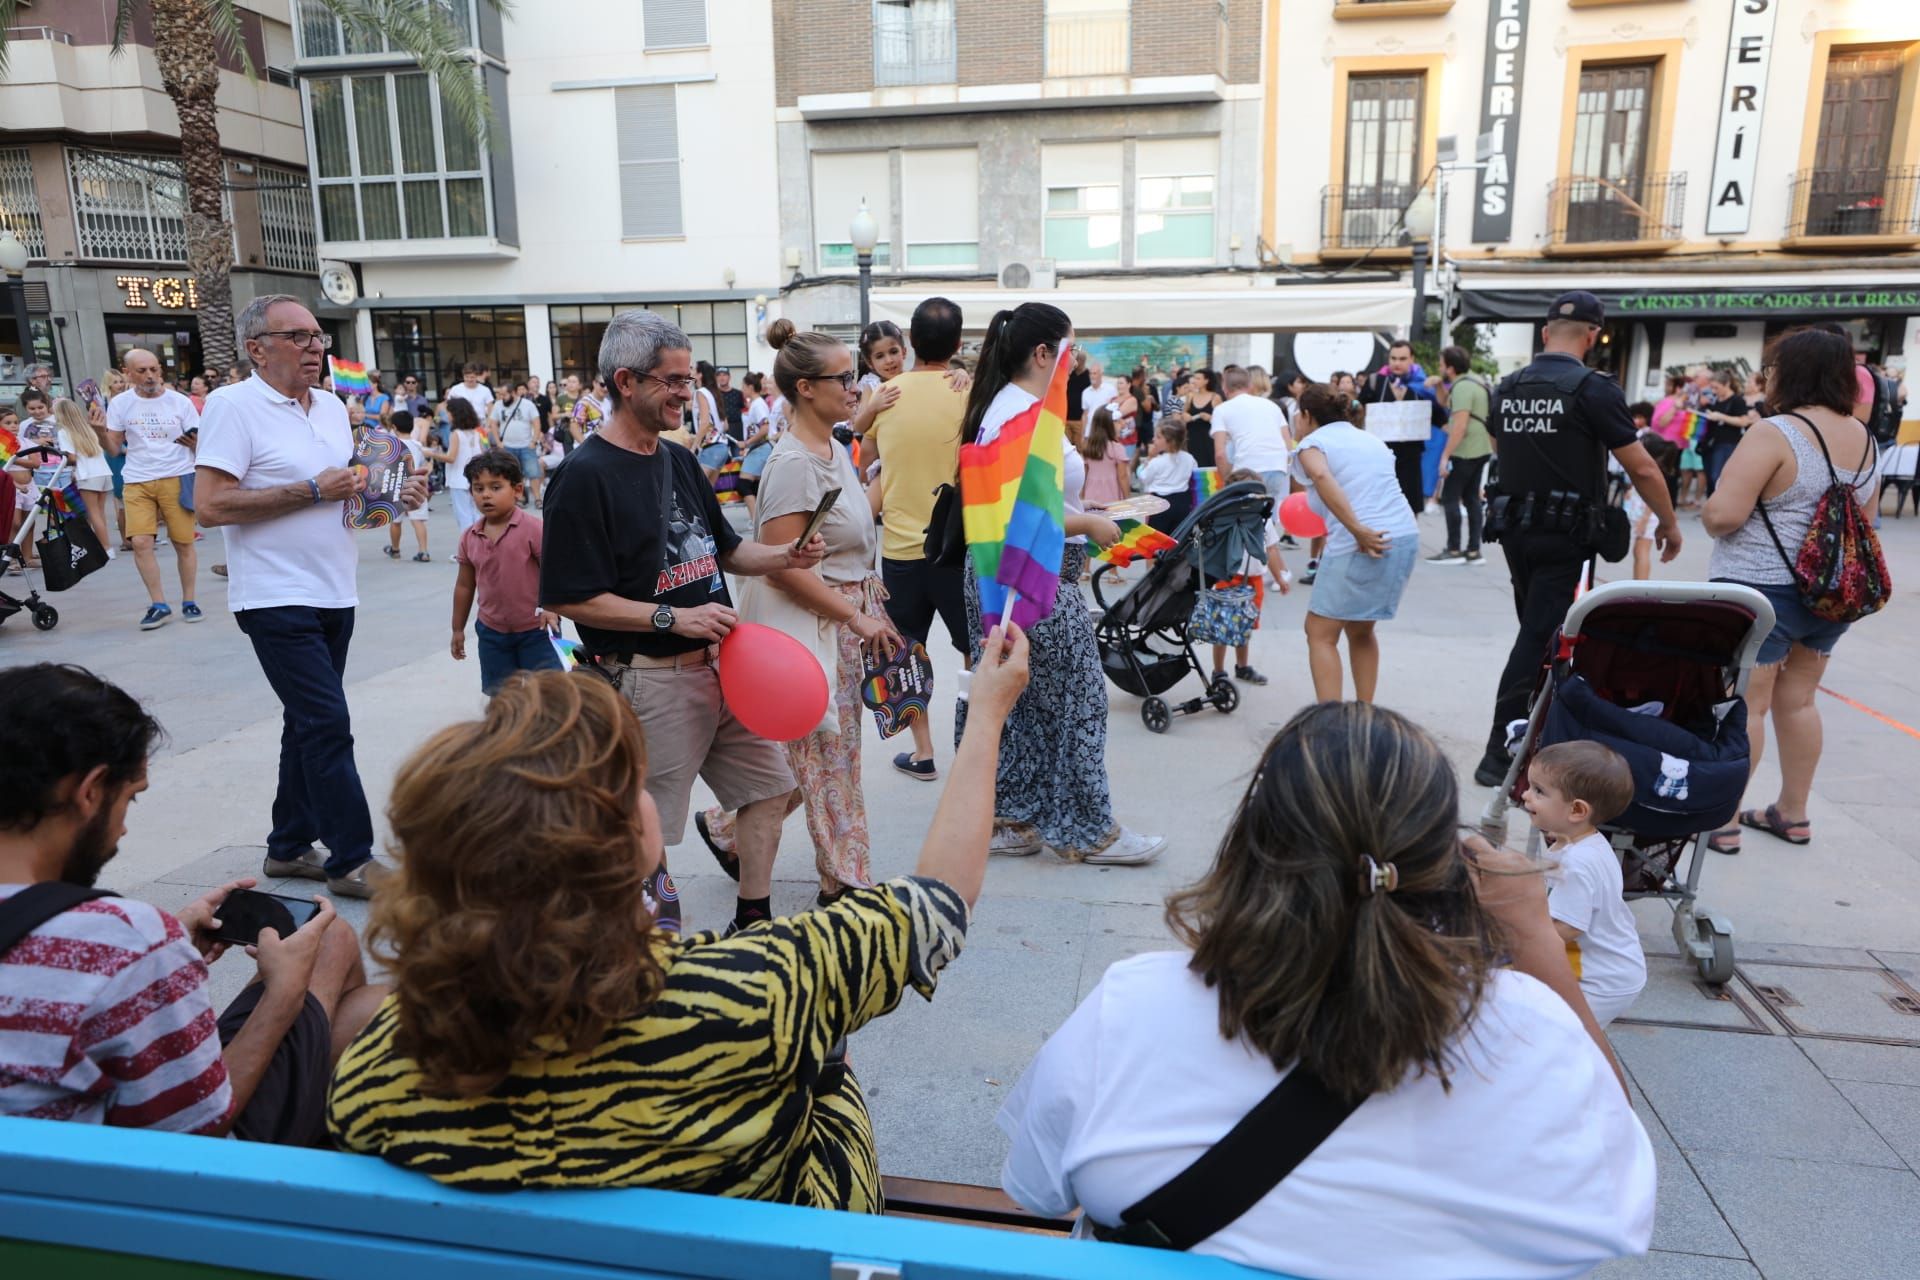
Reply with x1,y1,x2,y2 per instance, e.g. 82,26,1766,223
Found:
1187,582,1257,647
35,491,108,593
1756,413,1890,624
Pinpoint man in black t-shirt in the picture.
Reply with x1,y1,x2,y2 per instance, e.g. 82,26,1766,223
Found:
1357,340,1444,512
541,310,826,933
1473,292,1681,787
716,369,746,440
1700,369,1751,497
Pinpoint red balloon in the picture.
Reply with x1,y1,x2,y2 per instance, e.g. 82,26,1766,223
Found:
717,622,831,742
1279,491,1329,539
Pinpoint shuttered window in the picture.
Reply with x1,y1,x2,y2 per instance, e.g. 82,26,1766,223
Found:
643,0,708,50
616,85,682,239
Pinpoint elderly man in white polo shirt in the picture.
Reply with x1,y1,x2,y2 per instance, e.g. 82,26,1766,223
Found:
195,295,427,899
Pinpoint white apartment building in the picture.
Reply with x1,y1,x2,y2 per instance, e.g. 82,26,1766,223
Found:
295,0,782,394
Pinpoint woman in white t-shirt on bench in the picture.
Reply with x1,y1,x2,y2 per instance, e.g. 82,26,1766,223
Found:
998,700,1654,1280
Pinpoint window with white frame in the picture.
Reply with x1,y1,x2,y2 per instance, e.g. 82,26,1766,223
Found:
66,148,191,262
813,151,893,269
0,147,47,258
307,71,489,243
1043,142,1122,264
1135,138,1215,263
643,0,708,50
902,148,977,268
294,0,474,58
615,85,683,238
229,159,319,273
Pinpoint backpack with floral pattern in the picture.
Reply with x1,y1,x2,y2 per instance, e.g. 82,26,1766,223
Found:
1756,413,1890,624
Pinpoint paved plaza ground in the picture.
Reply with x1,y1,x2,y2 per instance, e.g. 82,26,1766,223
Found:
6,494,1918,1280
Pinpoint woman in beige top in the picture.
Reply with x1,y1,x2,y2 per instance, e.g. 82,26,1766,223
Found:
699,326,904,906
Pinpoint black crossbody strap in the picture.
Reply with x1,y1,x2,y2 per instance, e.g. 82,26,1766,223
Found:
1092,1067,1363,1251
0,883,116,957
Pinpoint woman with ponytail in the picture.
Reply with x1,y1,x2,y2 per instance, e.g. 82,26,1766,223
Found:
956,304,1165,865
999,701,1652,1278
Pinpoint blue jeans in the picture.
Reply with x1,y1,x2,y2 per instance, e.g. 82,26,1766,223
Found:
234,605,373,878
1705,441,1738,496
476,620,563,694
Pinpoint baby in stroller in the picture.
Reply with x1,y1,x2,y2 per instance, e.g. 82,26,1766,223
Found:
1522,741,1647,1026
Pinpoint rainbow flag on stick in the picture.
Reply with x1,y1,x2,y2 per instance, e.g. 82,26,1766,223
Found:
1673,410,1706,450
959,345,1071,630
329,357,372,396
1096,519,1178,568
1191,467,1224,506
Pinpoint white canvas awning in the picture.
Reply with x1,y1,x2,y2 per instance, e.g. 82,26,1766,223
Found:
866,283,1415,334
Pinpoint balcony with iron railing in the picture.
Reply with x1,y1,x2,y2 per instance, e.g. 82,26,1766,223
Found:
1545,171,1686,255
1045,8,1130,79
1319,183,1423,257
873,2,956,87
1784,166,1920,247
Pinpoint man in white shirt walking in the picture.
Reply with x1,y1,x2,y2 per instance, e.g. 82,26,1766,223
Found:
1079,360,1118,423
194,296,428,899
106,349,201,630
446,362,494,421
1209,365,1294,499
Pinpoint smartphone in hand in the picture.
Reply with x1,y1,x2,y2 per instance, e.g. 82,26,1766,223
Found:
211,889,322,946
795,486,842,550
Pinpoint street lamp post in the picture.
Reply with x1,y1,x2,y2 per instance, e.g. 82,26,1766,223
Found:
850,199,879,332
1402,187,1436,350
0,230,32,382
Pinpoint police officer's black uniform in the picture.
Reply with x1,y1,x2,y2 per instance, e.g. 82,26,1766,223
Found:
1475,292,1638,785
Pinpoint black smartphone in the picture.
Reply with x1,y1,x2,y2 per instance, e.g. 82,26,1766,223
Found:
795,486,841,550
211,889,322,946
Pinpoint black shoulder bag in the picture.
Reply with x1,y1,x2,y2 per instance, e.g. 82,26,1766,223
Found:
923,482,969,567
0,883,117,956
1088,1066,1364,1251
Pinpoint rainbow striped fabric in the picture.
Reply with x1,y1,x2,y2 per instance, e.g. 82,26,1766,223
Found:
1096,519,1178,568
329,357,373,396
1672,410,1706,450
0,423,16,466
1190,466,1224,506
959,345,1071,629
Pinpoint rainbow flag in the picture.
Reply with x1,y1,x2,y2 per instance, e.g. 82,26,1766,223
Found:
1096,519,1178,568
1191,467,1224,506
1673,410,1706,450
959,345,1071,629
0,424,16,466
329,357,372,396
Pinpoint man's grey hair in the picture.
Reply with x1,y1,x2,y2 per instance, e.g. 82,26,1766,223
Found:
597,310,691,400
25,363,51,380
235,293,307,346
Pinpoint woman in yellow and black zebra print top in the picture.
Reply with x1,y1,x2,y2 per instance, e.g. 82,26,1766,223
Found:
327,625,1031,1210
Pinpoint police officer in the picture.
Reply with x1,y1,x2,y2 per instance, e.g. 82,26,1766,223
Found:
1473,291,1681,787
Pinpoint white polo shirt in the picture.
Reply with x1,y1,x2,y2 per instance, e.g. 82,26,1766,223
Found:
107,388,199,484
196,375,358,612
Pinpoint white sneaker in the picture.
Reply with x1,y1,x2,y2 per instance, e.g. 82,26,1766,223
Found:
1078,827,1165,866
990,822,1042,857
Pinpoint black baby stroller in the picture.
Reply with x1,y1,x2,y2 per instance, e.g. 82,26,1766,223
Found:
1,445,71,634
1091,480,1272,733
1481,580,1776,985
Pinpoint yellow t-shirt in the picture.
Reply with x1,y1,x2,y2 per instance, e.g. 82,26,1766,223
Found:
868,369,965,562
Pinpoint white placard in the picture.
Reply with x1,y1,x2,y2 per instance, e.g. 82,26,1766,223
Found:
1364,399,1432,443
1705,0,1779,237
1291,331,1377,383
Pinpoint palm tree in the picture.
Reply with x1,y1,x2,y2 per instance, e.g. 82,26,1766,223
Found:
0,0,497,372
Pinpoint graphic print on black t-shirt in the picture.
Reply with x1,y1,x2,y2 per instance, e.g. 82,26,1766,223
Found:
658,482,724,597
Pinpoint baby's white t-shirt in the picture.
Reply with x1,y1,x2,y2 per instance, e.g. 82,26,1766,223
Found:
1547,831,1648,1026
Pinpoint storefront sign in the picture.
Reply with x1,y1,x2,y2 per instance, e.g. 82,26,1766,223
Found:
1705,0,1779,236
115,275,199,310
1471,0,1530,244
1461,285,1920,322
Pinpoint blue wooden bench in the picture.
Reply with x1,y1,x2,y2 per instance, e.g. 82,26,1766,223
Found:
0,1117,1278,1279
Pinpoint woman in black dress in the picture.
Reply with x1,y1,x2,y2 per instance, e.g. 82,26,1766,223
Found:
1184,369,1223,469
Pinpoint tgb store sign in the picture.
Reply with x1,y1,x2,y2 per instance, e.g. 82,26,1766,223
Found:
1706,0,1781,236
1472,0,1529,244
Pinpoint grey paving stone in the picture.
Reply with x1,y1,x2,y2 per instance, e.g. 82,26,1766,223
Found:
1620,1073,1746,1259
1871,950,1920,984
1832,1081,1920,1172
1072,929,1174,1005
1796,1037,1920,1088
1085,900,1175,939
1611,1024,1905,1168
1591,1253,1761,1280
1736,941,1881,968
1738,963,1920,1043
1616,960,1773,1034
1688,1151,1920,1280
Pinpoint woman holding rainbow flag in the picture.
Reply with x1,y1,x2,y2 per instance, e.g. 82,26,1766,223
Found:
954,303,1165,866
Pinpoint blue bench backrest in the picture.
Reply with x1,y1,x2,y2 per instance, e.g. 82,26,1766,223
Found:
0,1117,1281,1279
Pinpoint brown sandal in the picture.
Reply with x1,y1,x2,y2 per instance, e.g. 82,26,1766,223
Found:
1739,805,1810,845
1707,826,1741,855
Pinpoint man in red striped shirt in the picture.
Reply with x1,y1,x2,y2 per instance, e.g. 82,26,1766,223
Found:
0,664,386,1143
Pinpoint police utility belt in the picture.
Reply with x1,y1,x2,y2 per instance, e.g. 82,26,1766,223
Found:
1484,489,1604,544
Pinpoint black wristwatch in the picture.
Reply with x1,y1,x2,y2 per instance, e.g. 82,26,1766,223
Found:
651,604,674,632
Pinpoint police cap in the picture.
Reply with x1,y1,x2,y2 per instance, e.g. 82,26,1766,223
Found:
1546,291,1605,326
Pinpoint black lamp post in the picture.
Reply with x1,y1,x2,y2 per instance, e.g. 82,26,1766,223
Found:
1403,187,1436,350
850,199,879,332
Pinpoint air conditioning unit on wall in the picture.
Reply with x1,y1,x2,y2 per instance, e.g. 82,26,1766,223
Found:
999,259,1057,291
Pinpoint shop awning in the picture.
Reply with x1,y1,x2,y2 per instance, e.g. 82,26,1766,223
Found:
867,282,1416,334
1457,271,1920,322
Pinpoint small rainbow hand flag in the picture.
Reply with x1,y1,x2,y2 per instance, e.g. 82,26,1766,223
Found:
1191,467,1224,506
329,357,372,396
0,423,17,466
1096,519,1179,568
1675,410,1706,450
959,345,1071,630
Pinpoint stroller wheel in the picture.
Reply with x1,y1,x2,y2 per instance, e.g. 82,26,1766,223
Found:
1208,676,1239,714
1141,697,1172,734
1696,925,1735,986
31,605,58,632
